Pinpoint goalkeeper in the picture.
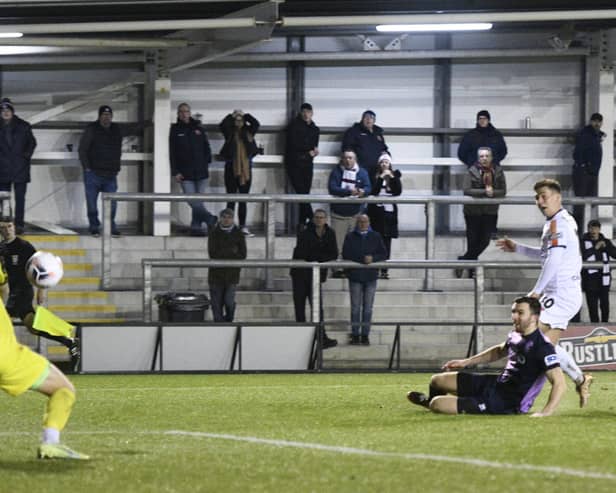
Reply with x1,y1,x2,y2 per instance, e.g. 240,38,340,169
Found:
0,217,79,367
0,297,89,459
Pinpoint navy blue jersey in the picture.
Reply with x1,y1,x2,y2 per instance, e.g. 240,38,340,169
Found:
496,328,559,413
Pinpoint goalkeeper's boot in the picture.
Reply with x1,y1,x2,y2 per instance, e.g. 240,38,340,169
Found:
406,391,430,409
38,443,90,460
576,373,593,408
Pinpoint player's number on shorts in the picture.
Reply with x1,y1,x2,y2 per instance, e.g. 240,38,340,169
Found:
540,296,554,309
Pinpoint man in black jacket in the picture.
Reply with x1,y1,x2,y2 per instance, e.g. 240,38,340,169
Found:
290,209,338,348
457,110,508,168
78,105,123,237
169,103,216,236
285,103,320,226
572,113,605,232
0,98,37,235
342,110,388,185
580,219,616,323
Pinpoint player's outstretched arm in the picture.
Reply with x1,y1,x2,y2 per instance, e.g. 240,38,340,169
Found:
443,343,507,371
530,367,566,418
495,236,517,252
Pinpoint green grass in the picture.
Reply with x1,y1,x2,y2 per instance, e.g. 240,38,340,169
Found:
2,372,616,493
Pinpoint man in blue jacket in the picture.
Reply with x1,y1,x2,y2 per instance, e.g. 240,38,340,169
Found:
342,214,386,345
328,150,371,278
0,98,37,235
572,113,605,232
169,103,216,236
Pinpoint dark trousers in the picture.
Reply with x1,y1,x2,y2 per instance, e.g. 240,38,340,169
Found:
291,275,323,322
287,165,314,225
224,162,252,227
209,283,237,322
0,182,27,227
572,167,598,233
586,288,610,323
84,169,118,233
460,214,498,260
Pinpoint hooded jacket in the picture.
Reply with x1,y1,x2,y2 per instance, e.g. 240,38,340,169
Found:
207,224,247,286
342,122,388,173
285,115,320,168
79,121,123,177
328,164,372,217
573,124,605,175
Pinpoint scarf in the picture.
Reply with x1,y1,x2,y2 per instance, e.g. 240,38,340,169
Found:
233,129,250,185
478,163,494,187
341,164,359,191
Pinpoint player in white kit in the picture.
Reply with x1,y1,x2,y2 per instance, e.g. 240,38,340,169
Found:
496,179,593,407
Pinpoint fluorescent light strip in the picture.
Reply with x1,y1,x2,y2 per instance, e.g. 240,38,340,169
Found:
376,23,493,33
0,32,23,38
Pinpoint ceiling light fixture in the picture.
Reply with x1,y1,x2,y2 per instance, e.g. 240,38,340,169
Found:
376,23,493,33
0,32,23,38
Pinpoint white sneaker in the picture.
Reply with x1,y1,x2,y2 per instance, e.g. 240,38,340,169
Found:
241,226,254,237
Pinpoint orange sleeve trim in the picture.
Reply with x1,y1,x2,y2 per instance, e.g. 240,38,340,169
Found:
550,220,558,247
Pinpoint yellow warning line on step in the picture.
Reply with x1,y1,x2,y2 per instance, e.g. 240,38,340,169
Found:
63,263,93,272
47,291,108,299
22,235,80,242
47,305,117,313
46,249,86,256
60,277,100,285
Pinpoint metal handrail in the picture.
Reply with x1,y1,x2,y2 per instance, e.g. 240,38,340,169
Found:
142,258,603,355
103,191,612,289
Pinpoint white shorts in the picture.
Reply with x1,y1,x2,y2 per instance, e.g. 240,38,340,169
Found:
538,286,582,331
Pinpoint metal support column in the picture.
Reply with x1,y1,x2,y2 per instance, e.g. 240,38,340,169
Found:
153,50,171,236
265,198,276,290
141,50,157,234
422,201,435,290
285,36,305,234
433,34,452,234
598,30,615,237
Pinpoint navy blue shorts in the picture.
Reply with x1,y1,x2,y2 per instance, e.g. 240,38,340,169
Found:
456,372,517,415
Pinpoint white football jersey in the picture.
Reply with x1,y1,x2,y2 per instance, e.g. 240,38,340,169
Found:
539,208,582,295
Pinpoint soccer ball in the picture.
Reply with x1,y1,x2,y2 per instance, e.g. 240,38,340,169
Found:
26,251,64,288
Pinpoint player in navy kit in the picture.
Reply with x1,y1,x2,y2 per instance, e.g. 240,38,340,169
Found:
407,297,566,417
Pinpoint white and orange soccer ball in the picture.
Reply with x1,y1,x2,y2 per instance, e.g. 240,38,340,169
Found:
26,251,64,288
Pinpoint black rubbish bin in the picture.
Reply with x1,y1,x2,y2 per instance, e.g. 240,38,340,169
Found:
156,292,210,322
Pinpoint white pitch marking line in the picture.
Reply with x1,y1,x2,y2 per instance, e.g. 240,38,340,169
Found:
166,430,616,481
1,429,613,481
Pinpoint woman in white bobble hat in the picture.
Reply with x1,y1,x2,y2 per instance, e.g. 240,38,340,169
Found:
367,152,402,279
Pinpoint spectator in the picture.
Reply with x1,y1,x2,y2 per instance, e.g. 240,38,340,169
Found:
328,150,372,278
456,147,507,278
285,102,320,226
342,214,387,346
169,102,217,236
219,110,260,237
0,98,37,235
457,110,507,168
207,208,247,322
572,113,605,232
580,219,616,323
78,105,123,237
367,153,402,279
289,209,338,348
342,110,388,186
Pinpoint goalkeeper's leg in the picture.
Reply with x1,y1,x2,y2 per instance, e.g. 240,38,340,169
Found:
33,363,89,460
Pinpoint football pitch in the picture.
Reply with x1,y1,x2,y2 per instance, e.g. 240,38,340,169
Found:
2,372,616,493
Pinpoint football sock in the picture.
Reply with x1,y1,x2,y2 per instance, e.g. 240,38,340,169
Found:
555,344,584,384
428,384,446,402
42,427,60,445
43,387,75,433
